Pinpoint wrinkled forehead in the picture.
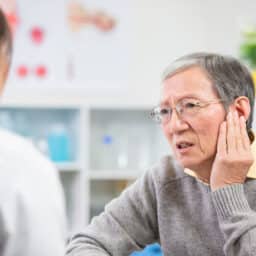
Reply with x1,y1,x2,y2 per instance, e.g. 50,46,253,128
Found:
160,66,218,105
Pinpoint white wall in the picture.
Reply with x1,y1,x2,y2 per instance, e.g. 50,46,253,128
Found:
3,0,256,104
129,0,256,102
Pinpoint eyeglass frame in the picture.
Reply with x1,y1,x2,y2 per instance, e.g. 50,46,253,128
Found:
150,98,226,125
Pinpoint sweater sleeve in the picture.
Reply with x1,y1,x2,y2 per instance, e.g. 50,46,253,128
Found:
211,184,256,256
66,169,159,256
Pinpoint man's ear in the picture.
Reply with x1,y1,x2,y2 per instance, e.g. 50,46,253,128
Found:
232,96,251,121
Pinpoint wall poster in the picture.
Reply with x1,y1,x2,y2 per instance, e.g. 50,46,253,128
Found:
0,0,132,98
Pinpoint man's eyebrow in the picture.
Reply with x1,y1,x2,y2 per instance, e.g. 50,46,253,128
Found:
159,99,171,107
159,94,202,106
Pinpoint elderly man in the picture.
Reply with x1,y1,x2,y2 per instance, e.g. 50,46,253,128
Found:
66,52,256,256
0,8,67,256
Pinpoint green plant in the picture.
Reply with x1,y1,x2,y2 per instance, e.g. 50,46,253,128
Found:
240,27,256,68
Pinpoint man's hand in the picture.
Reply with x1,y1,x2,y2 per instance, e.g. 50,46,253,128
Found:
210,110,254,191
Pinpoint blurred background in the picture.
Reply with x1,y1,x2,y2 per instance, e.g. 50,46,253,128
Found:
0,0,256,255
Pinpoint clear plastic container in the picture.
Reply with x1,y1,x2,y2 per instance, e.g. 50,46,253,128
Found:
92,123,119,170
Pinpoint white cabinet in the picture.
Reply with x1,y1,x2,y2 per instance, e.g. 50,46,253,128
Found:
0,103,170,234
88,107,170,221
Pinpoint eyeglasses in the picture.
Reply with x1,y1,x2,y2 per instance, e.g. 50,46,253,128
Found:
150,98,225,124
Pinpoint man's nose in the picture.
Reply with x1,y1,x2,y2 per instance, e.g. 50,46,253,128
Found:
166,110,189,134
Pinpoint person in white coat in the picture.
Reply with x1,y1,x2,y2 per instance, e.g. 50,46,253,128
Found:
0,8,67,256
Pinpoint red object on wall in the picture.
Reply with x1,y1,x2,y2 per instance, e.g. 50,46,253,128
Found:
35,65,47,78
30,27,44,44
16,65,28,78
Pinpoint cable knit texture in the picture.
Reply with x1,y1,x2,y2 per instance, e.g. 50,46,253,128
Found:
66,155,256,256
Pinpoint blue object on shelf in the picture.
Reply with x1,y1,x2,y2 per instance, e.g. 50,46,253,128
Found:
102,135,113,144
47,124,71,162
130,243,163,256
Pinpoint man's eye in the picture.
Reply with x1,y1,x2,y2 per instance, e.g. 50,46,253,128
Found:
184,102,198,108
160,108,169,115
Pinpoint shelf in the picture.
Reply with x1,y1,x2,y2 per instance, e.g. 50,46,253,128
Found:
1,93,156,109
89,170,143,180
55,162,82,172
0,105,161,234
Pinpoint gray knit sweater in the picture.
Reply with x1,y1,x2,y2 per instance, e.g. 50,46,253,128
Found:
66,155,256,256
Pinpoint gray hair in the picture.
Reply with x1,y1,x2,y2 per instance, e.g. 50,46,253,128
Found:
162,52,255,141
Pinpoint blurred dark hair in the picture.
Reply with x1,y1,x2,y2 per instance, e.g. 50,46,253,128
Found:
0,7,12,65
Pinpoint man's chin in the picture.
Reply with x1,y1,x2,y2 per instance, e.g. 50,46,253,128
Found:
177,157,214,174
176,157,200,170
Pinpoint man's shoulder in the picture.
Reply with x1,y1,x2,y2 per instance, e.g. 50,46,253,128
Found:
149,155,187,188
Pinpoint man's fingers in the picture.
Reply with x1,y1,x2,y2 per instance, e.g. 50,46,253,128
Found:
227,111,235,153
217,121,227,155
234,110,243,150
240,115,251,150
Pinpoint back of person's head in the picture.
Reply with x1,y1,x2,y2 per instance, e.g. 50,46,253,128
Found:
0,7,12,89
162,52,255,142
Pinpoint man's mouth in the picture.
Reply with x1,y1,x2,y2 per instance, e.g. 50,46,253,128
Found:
176,142,194,150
